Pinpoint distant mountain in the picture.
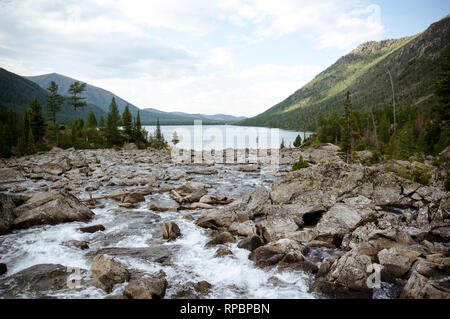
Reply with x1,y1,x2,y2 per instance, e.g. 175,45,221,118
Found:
238,14,450,131
27,73,246,125
0,67,106,123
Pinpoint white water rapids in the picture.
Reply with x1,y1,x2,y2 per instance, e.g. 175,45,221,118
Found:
0,164,319,299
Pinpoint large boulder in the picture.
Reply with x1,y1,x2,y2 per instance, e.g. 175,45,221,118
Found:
256,205,302,243
314,203,375,245
249,239,307,268
0,194,19,235
0,168,25,183
377,248,420,280
0,264,75,298
162,222,181,241
238,235,264,251
196,186,269,230
123,277,168,299
85,246,174,264
324,251,373,297
401,270,450,299
12,191,94,229
90,254,130,293
206,232,235,247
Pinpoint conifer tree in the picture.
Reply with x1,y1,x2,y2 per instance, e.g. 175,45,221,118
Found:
29,98,46,142
87,111,97,128
105,97,121,146
293,134,302,147
46,81,64,124
67,81,87,120
27,127,36,154
122,105,133,137
99,116,105,128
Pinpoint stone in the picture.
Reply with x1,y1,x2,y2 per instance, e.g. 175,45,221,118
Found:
377,248,420,280
62,240,90,250
237,235,264,251
400,271,450,299
122,192,145,204
44,163,65,176
214,246,233,258
206,232,235,246
190,202,214,209
0,193,18,235
123,277,168,299
249,239,306,268
162,222,181,241
277,252,319,274
90,254,130,293
0,168,25,183
194,281,212,295
77,224,105,233
86,246,173,264
317,258,336,277
12,191,94,230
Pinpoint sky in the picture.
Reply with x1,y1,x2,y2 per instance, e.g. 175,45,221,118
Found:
0,0,449,117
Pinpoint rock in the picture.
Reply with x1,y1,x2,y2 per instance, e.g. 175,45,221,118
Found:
44,163,65,175
62,240,90,250
214,246,233,258
194,281,212,295
200,195,233,205
0,168,25,183
90,254,130,293
249,239,306,268
315,203,375,245
196,186,269,229
277,251,318,274
256,205,301,242
77,224,105,233
206,232,235,246
229,220,256,237
123,143,138,150
377,248,420,280
149,204,177,212
307,240,336,249
237,235,264,251
123,277,168,299
317,258,336,277
122,192,145,204
400,271,450,299
0,264,74,298
184,189,208,203
325,251,372,294
0,263,6,275
190,202,214,209
86,246,173,264
0,193,18,235
288,229,318,243
186,168,218,175
162,222,181,241
12,191,94,229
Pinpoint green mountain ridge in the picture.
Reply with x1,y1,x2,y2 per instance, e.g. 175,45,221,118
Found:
238,14,450,131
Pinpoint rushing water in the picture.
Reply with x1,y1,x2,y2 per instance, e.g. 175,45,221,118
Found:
0,163,317,299
143,125,312,151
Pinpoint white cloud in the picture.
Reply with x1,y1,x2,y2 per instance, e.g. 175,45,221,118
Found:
0,0,385,116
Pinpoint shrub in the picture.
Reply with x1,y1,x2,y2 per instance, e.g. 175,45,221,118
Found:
292,155,310,171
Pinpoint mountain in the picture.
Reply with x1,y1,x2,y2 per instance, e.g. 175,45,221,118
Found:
0,67,106,123
238,14,450,131
27,73,246,125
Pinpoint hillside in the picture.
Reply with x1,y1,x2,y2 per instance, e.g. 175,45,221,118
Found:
27,73,246,125
0,68,106,123
238,14,450,131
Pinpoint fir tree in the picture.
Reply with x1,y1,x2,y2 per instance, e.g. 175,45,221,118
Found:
99,116,105,128
29,98,46,142
27,127,36,154
67,81,87,120
341,91,353,162
105,97,121,146
293,134,302,147
122,105,133,137
46,81,64,124
87,111,97,128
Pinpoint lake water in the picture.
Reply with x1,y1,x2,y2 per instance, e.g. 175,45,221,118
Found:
143,125,312,151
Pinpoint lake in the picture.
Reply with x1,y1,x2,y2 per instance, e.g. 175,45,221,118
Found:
143,124,312,151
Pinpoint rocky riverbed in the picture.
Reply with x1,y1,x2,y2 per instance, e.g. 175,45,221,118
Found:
0,144,449,299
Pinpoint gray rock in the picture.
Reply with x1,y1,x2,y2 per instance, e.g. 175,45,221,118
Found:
90,254,130,293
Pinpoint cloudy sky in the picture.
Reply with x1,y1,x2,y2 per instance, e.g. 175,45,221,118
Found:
0,0,448,117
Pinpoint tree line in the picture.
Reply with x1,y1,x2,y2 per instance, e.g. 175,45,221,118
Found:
0,81,168,157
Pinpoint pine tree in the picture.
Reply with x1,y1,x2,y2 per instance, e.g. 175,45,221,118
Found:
105,97,121,146
99,116,105,128
280,138,285,149
132,111,143,144
46,81,64,124
122,105,133,137
29,98,46,142
386,134,399,159
87,111,97,128
67,81,87,120
293,134,302,147
27,127,36,154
